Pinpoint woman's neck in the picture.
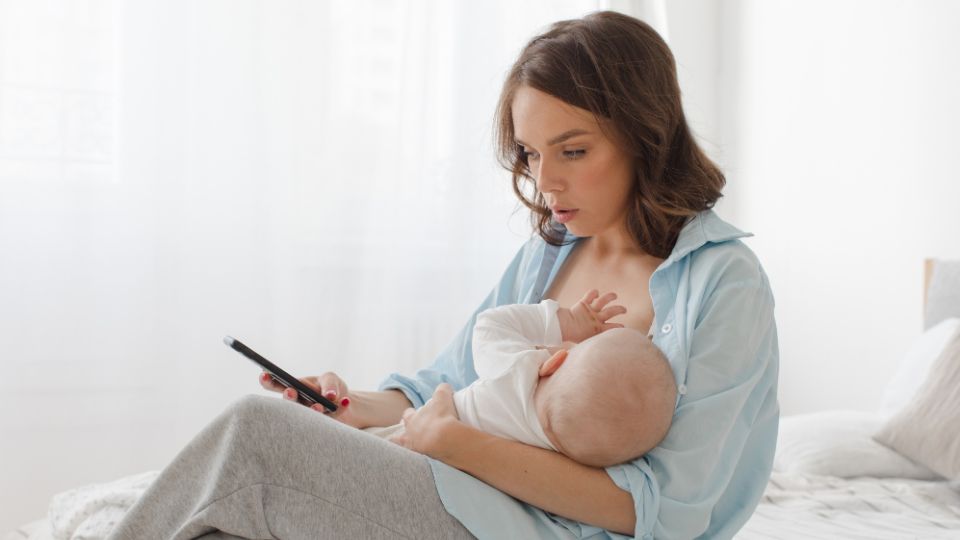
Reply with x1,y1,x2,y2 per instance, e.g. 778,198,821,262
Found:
580,224,644,261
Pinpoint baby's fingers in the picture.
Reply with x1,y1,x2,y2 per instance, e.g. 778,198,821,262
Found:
591,291,619,311
596,303,628,321
577,289,600,308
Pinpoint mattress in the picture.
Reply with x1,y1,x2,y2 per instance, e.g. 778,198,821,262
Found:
735,472,960,539
2,519,52,540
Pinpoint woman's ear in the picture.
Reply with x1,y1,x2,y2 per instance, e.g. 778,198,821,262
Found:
539,349,568,377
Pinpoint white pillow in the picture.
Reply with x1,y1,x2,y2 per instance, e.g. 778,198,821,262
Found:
874,328,960,480
775,410,940,480
924,260,960,329
878,317,960,418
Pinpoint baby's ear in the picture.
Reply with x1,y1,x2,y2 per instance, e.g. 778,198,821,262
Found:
539,349,568,377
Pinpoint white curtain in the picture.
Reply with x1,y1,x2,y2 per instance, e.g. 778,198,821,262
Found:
0,0,669,529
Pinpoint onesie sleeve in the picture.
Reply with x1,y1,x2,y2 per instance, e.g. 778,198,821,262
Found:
377,237,543,407
470,301,563,379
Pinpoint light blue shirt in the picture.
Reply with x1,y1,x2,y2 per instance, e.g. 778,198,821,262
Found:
380,210,779,539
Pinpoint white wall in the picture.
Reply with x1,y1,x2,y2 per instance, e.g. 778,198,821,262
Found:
704,0,960,415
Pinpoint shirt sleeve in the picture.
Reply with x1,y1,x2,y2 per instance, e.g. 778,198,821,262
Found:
604,254,779,540
471,300,562,379
377,237,542,407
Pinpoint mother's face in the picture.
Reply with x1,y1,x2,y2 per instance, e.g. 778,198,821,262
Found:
511,85,635,239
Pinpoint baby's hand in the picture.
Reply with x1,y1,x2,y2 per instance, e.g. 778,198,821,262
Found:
557,289,627,343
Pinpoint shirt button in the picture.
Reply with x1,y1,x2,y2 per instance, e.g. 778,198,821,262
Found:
678,384,687,395
661,323,672,334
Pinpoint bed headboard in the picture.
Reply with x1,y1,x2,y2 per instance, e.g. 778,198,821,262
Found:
923,258,960,329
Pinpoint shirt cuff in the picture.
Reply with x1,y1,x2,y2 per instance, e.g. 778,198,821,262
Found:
605,458,659,540
377,374,427,408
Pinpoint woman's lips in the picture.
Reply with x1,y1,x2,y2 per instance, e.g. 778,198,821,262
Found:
552,208,579,224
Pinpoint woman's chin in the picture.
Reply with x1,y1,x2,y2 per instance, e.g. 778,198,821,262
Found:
561,224,590,238
554,220,585,237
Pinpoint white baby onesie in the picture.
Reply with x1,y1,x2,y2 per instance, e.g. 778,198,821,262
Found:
452,299,563,451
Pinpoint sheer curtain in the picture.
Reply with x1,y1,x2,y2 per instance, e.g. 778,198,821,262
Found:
0,0,669,529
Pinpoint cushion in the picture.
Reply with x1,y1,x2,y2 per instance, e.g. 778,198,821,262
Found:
925,260,960,329
878,318,960,418
874,327,960,480
774,410,938,480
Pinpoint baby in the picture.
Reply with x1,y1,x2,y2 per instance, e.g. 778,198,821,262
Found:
381,290,677,468
457,290,677,467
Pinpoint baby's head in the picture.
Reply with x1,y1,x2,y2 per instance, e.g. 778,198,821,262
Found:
534,328,676,467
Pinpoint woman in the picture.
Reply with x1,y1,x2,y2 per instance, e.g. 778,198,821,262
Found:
106,11,778,540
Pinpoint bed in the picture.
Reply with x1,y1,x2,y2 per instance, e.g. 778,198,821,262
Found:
7,260,960,540
735,258,960,539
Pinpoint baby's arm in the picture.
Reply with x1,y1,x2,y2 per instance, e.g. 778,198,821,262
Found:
471,301,562,379
556,289,627,344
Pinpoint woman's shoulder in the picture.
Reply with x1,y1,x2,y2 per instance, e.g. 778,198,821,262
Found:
690,237,763,280
677,212,770,292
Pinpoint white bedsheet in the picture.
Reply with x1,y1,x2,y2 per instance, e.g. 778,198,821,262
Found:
10,470,960,539
42,471,158,540
736,472,960,539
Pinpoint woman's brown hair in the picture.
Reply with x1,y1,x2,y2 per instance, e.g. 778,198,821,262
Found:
494,11,725,259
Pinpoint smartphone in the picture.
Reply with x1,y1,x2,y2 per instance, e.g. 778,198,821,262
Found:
224,336,338,413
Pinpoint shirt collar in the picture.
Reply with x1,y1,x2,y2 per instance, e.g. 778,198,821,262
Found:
665,209,752,265
556,210,751,270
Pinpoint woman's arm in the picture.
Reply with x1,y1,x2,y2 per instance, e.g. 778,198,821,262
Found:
260,371,412,429
445,422,636,535
392,384,636,535
349,389,413,428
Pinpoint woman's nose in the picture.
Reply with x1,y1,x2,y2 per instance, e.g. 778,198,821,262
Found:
534,159,563,194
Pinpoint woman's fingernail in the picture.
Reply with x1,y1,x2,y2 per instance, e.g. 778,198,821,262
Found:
325,391,336,400
340,397,350,407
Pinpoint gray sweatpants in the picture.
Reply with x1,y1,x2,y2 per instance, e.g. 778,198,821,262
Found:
105,394,475,540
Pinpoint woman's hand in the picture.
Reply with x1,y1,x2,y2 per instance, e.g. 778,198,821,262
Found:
389,383,461,459
259,372,414,429
259,371,363,428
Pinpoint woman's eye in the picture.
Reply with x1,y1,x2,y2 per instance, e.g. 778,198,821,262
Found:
518,147,582,166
